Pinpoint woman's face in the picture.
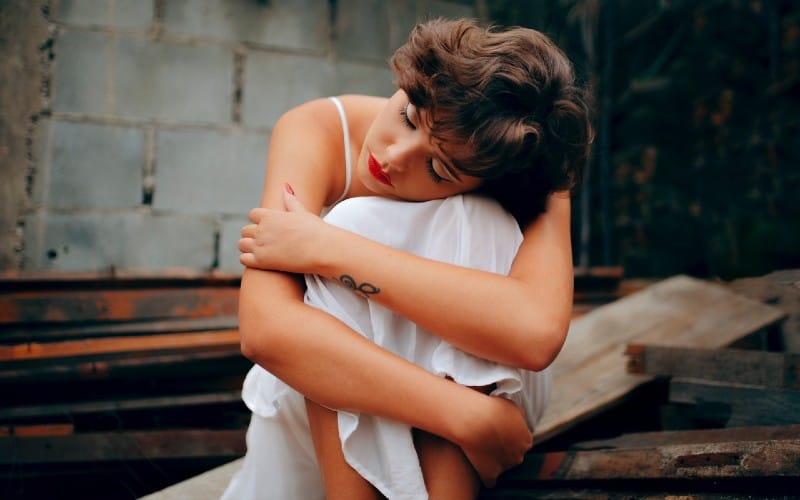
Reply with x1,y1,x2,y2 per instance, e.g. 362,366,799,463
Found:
356,90,483,202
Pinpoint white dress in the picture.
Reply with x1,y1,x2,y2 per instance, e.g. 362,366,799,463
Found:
221,98,551,500
222,196,551,500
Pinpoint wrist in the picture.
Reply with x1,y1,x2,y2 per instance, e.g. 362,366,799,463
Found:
315,224,347,278
441,387,493,447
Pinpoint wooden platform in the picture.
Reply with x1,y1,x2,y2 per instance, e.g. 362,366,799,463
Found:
140,274,796,499
535,274,787,443
4,270,796,498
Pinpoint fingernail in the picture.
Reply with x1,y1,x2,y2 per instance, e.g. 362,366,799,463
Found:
284,183,295,195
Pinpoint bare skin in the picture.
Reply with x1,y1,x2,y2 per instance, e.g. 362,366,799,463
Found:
237,93,574,489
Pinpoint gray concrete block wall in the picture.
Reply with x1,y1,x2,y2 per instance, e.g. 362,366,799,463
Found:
9,0,476,274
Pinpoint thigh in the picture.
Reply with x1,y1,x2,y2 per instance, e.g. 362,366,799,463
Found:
222,391,323,500
414,428,481,500
305,398,384,500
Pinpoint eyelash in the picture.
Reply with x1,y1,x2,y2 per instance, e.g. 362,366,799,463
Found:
400,105,447,184
399,105,415,130
427,161,444,183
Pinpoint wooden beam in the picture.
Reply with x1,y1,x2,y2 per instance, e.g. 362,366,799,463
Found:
0,390,243,420
0,423,74,437
0,329,240,362
536,276,787,443
0,347,248,383
500,438,800,483
626,344,800,388
0,287,239,325
568,424,800,451
0,270,241,290
0,315,238,343
0,429,246,464
669,378,800,427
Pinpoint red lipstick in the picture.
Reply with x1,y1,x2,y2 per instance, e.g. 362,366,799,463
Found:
368,154,392,186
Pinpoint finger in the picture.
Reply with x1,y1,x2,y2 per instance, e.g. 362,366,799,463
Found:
240,224,257,238
239,253,257,268
238,237,254,253
248,208,267,223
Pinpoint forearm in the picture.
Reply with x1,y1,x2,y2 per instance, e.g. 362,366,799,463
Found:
312,196,575,371
238,267,487,445
316,233,571,371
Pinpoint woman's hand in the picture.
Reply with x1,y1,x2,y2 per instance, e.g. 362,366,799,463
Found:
459,396,533,487
238,185,332,274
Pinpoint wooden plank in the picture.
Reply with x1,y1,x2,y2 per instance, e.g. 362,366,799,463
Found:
0,347,248,383
500,438,800,483
0,424,74,437
0,390,243,420
0,429,246,464
0,287,239,325
569,424,800,451
626,344,800,388
535,275,787,443
0,270,241,290
669,378,800,427
0,329,240,362
0,315,238,344
487,489,773,499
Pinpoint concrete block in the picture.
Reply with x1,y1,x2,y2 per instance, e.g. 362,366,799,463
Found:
218,217,247,273
333,61,395,98
162,0,329,52
55,0,154,30
242,51,334,128
334,0,390,62
113,37,234,124
31,119,144,209
154,128,267,215
22,212,216,271
387,0,421,53
52,29,108,115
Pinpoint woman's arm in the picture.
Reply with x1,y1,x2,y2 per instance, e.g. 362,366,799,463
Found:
238,99,532,484
243,192,574,372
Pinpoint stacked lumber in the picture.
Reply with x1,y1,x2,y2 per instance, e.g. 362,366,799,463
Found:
0,268,630,499
487,275,797,498
0,272,251,499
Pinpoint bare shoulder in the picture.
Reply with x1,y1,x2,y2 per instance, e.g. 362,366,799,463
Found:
274,97,341,141
262,96,381,210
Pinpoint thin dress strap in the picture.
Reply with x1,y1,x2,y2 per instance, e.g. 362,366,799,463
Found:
328,96,352,205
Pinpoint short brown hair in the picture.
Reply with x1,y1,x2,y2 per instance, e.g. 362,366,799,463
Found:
391,18,594,226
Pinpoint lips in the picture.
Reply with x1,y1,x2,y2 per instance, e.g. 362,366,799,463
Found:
368,154,392,186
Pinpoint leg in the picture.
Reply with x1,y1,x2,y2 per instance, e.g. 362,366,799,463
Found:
414,429,481,500
305,397,384,500
222,389,324,500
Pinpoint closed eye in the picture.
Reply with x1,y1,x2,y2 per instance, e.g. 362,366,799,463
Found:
427,160,446,183
400,105,415,130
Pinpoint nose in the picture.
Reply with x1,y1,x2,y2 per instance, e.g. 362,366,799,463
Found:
385,136,425,172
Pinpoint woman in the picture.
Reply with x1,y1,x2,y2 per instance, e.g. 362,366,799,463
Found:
231,18,592,499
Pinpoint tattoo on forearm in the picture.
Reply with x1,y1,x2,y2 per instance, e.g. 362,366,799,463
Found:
339,274,380,297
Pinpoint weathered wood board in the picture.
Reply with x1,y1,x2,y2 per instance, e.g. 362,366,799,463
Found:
130,275,791,500
0,429,245,464
626,344,800,388
535,275,787,443
669,378,800,427
500,438,800,482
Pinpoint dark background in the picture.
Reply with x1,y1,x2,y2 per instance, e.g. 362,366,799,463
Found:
489,0,799,280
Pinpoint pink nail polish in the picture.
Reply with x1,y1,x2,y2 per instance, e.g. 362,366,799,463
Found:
284,183,295,195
